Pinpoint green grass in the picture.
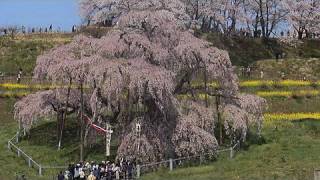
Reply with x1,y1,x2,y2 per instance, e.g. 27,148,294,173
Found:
252,58,320,80
0,98,118,179
0,98,46,179
0,33,320,179
266,96,320,113
2,94,320,179
0,34,72,76
142,120,320,180
200,32,320,66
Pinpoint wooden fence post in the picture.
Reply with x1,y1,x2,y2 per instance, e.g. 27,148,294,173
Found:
314,169,320,180
230,147,234,159
169,159,173,171
16,133,19,143
136,165,140,179
28,158,32,167
39,165,42,176
17,149,21,157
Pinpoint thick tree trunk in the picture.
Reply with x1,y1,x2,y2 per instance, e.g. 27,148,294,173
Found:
259,0,266,38
58,78,72,150
298,30,303,40
253,12,259,38
56,110,63,149
174,72,191,94
216,95,222,145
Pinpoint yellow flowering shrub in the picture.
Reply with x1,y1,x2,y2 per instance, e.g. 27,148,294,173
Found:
264,113,320,121
1,80,318,90
240,80,316,87
257,90,320,97
0,83,83,90
0,83,29,89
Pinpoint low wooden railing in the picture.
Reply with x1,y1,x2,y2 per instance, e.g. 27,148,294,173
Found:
7,133,67,176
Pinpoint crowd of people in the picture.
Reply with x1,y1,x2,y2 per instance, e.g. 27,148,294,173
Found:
0,24,80,36
58,159,136,180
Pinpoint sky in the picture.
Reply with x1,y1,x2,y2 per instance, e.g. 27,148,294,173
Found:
0,0,81,32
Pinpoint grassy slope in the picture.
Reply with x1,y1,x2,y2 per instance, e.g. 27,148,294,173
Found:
0,33,319,179
200,32,320,66
251,58,320,80
142,120,320,180
0,33,72,76
0,98,117,179
1,88,320,179
0,98,45,180
0,32,319,76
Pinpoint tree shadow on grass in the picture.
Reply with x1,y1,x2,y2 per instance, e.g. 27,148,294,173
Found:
292,118,320,137
242,130,267,151
24,119,79,149
20,118,120,162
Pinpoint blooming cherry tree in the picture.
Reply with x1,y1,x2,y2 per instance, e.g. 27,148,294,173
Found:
15,0,266,163
284,0,320,39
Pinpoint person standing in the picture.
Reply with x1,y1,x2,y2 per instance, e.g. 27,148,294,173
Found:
88,172,96,180
121,160,128,179
127,161,134,180
74,165,80,180
281,72,285,80
68,163,75,179
17,68,23,84
246,66,251,78
79,169,85,180
114,163,120,180
58,171,65,180
260,70,264,79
